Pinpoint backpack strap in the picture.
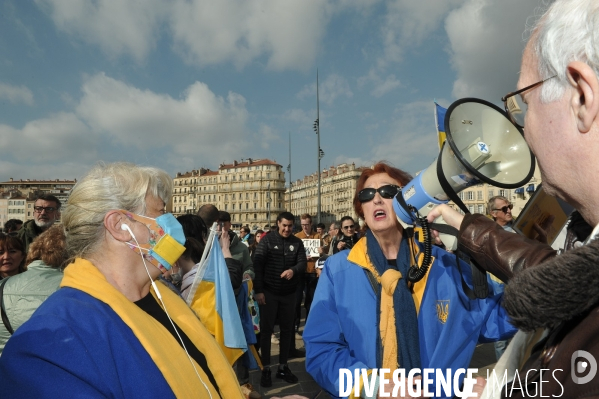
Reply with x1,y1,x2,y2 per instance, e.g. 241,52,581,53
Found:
0,278,14,335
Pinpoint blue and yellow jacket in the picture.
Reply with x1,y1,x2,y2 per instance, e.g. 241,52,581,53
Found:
304,237,516,399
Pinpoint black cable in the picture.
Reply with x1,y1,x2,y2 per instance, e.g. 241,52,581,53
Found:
407,216,433,283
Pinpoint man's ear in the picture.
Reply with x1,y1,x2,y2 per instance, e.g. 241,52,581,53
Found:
566,61,599,133
104,211,131,242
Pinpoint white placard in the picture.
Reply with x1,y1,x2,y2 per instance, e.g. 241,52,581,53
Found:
302,239,321,258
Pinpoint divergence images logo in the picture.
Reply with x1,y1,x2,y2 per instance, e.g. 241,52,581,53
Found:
571,350,597,384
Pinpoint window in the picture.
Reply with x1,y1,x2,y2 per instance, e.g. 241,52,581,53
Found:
225,194,228,200
488,190,494,197
459,192,464,200
254,214,257,219
232,194,236,200
246,193,249,199
233,204,236,210
477,191,483,200
254,203,257,209
246,203,248,209
477,204,484,213
468,205,475,214
225,204,228,210
499,189,506,197
467,191,474,200
267,173,271,179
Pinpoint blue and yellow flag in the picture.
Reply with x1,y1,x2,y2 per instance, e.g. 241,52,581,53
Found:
435,102,447,151
188,236,247,365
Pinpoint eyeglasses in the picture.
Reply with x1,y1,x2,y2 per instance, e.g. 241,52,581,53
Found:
358,184,401,203
342,225,355,230
34,206,57,213
501,75,556,128
492,204,513,213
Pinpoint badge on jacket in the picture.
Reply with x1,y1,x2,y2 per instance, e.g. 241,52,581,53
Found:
436,300,449,324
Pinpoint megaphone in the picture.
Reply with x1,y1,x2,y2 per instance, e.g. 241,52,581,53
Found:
393,98,535,250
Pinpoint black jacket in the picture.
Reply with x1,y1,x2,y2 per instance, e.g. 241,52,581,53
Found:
253,231,306,296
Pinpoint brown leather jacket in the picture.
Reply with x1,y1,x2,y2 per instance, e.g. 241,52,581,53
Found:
458,214,557,283
459,214,599,398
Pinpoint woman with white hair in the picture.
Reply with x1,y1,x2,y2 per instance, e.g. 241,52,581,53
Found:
0,163,245,398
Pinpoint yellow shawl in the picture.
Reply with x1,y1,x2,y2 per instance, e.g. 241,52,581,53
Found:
61,258,244,399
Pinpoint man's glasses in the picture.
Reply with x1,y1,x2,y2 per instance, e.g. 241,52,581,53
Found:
502,75,556,128
342,225,355,230
358,184,401,203
34,206,57,213
493,204,513,213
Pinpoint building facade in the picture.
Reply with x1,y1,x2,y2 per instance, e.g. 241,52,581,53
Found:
172,158,286,230
287,163,366,226
452,163,542,218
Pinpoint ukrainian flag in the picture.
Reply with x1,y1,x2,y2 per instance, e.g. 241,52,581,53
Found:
188,235,247,365
435,102,447,151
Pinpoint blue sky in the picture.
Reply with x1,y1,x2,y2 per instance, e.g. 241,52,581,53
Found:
0,0,544,183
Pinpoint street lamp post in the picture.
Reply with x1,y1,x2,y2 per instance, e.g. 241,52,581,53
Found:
313,70,324,224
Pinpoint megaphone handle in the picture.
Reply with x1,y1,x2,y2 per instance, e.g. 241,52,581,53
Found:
430,217,490,299
430,216,459,251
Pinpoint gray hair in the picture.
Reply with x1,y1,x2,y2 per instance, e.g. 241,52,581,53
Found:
62,162,173,260
533,0,599,102
487,196,510,216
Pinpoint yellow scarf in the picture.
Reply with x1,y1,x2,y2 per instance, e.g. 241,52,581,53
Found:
348,238,434,370
61,258,244,399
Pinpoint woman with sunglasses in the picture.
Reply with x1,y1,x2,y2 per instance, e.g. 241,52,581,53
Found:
303,162,515,398
333,216,359,254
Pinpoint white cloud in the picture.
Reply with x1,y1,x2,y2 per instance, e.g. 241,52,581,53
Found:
358,70,401,97
35,0,166,62
445,0,539,101
75,73,250,167
0,112,98,179
256,124,281,150
0,73,253,177
297,73,353,105
376,0,464,67
0,82,34,105
170,0,331,71
368,100,440,174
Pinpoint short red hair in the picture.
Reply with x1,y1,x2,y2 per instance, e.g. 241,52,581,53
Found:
353,162,412,221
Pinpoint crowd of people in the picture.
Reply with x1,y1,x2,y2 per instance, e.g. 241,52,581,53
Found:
0,1,598,398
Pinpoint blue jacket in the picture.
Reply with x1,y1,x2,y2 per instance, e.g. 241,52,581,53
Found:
304,238,516,399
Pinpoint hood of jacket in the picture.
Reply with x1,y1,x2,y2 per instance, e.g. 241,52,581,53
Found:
503,238,599,332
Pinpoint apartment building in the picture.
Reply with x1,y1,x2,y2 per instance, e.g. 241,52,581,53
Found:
453,164,542,218
172,158,286,230
287,163,366,226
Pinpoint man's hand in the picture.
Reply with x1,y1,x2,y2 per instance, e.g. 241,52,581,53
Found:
316,268,322,277
255,293,265,305
337,241,346,251
464,376,486,398
281,269,294,280
317,246,324,254
426,204,465,245
219,230,232,258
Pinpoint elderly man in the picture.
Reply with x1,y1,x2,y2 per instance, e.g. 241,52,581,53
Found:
488,196,515,232
429,1,599,396
18,194,61,253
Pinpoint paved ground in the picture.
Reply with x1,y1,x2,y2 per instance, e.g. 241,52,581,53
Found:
247,329,498,399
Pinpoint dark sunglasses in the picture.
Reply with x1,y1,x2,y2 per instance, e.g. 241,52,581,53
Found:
358,184,401,203
342,225,355,230
34,206,57,213
493,204,513,213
